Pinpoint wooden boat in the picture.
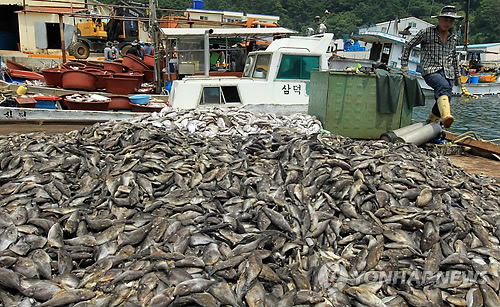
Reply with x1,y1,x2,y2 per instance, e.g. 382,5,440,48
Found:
7,69,44,81
0,82,169,123
6,59,33,72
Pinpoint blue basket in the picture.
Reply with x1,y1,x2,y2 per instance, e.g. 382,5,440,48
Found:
35,100,57,109
469,75,479,84
129,94,151,105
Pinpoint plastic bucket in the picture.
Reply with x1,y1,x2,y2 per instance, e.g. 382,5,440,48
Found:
470,75,479,84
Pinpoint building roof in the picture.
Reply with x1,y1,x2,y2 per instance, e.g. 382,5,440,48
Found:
17,6,85,14
375,16,433,27
457,43,500,49
161,27,295,38
186,8,279,19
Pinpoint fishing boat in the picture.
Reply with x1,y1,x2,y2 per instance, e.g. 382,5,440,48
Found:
168,32,333,112
330,30,500,96
0,81,170,124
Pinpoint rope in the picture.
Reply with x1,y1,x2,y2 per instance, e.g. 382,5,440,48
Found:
452,131,483,144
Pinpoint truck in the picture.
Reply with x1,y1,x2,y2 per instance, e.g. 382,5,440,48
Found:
68,1,147,59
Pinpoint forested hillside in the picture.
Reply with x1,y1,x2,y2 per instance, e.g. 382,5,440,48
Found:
134,0,499,43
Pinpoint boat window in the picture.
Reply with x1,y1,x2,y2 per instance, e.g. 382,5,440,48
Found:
416,64,422,74
200,86,241,104
221,86,241,103
243,55,256,77
201,87,221,104
252,54,271,79
276,55,319,80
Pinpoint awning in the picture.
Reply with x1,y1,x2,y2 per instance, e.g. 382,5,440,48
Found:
161,27,296,38
351,32,408,45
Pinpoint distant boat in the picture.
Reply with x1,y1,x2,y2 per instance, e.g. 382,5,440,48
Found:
330,30,500,96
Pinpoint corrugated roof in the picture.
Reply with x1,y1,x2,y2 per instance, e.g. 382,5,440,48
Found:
161,27,296,38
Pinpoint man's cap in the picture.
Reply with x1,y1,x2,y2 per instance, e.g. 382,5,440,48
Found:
113,40,119,45
432,5,464,19
106,41,112,47
131,40,138,46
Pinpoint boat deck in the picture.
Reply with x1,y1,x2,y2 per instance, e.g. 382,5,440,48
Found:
448,154,500,180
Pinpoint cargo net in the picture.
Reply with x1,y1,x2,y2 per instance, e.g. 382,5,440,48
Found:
422,143,465,156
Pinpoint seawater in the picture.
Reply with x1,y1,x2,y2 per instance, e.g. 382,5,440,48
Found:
412,95,500,143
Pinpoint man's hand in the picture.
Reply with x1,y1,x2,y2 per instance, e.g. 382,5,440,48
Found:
400,66,408,73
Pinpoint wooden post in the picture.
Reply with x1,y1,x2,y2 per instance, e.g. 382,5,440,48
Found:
58,14,67,63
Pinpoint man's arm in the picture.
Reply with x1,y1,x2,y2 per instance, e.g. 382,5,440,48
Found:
401,29,425,69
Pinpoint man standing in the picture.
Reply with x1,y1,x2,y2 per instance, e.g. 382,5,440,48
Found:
144,42,154,56
401,5,463,128
126,40,141,58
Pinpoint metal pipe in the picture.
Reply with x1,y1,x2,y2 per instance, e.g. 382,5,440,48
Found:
380,122,425,143
395,123,442,146
204,29,213,77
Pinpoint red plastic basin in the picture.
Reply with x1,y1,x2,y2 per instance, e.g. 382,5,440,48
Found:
129,102,165,113
105,76,138,94
62,61,86,70
65,97,110,111
143,55,155,69
143,70,155,82
85,69,114,89
103,61,125,73
62,70,97,91
122,54,149,73
108,95,131,110
113,72,144,89
86,60,105,68
41,68,65,87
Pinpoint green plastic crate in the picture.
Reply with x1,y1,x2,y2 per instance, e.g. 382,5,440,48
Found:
308,71,413,139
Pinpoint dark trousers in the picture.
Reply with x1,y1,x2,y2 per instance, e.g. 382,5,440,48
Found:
423,70,453,117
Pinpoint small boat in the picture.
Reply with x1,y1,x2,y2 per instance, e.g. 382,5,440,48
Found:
330,25,500,96
7,69,45,81
6,59,33,72
0,81,169,123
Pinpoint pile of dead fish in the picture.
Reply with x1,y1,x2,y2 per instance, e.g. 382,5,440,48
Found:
141,107,323,137
1,108,500,307
65,94,111,103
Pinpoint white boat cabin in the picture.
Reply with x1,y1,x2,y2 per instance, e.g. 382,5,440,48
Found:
169,33,333,110
331,31,422,74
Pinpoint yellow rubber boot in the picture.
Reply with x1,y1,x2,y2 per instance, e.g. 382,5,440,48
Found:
426,112,440,123
437,95,454,128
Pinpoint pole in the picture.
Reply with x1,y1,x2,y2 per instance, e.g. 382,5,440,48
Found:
149,0,162,93
204,29,213,76
58,14,67,63
464,0,470,53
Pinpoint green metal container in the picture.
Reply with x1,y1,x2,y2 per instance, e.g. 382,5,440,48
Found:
308,71,413,139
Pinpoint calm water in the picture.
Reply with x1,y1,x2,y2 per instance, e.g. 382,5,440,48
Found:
412,95,500,143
